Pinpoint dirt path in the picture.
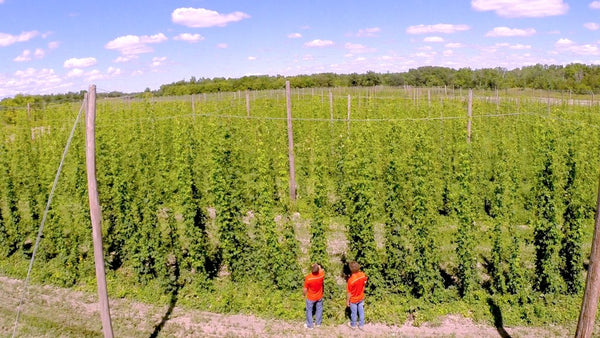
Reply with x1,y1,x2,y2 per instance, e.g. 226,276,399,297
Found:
0,275,570,337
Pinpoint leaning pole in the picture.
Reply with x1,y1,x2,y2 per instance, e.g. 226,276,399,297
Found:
85,84,114,338
575,177,600,337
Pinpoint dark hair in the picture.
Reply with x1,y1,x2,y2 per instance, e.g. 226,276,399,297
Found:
311,263,320,274
349,261,360,273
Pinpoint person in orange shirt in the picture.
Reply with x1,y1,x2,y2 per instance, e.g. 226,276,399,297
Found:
346,261,367,329
303,263,324,329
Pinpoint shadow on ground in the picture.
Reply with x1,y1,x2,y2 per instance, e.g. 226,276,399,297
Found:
487,297,511,338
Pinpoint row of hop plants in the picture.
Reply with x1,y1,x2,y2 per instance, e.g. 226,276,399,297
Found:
0,94,597,307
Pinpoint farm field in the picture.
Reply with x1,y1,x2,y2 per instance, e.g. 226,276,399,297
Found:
1,86,600,335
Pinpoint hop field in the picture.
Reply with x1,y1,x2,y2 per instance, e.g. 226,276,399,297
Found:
1,86,600,328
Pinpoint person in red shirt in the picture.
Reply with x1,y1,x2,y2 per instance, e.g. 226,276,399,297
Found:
346,261,367,329
303,263,324,329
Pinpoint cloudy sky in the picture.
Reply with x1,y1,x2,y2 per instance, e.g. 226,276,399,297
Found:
0,0,599,98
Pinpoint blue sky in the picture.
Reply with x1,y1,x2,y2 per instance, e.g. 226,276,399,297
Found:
0,0,599,97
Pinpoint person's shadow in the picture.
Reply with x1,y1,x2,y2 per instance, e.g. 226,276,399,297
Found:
150,261,181,338
487,297,511,338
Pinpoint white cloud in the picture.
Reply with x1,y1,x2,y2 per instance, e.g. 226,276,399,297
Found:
114,55,138,63
406,24,470,34
412,51,436,58
304,39,334,47
443,50,454,56
105,33,167,55
173,33,205,43
584,22,600,31
14,50,31,62
508,43,531,50
424,36,444,42
485,27,536,37
151,56,167,67
48,41,60,49
107,66,121,76
356,27,380,37
172,8,250,28
0,68,67,97
555,38,599,55
556,38,574,46
0,31,39,47
494,42,532,50
445,42,464,48
247,56,256,60
14,48,46,62
472,0,568,18
86,69,105,81
344,42,375,53
67,68,84,78
216,43,228,49
63,57,97,68
591,1,600,9
288,33,302,39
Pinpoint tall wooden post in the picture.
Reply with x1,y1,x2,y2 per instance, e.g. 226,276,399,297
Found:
467,89,473,144
246,91,250,117
428,89,431,117
285,81,296,201
85,85,114,338
576,178,600,338
496,88,499,113
347,94,351,130
191,95,195,122
329,91,333,124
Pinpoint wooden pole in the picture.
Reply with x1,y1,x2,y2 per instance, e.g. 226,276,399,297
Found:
85,85,114,338
329,91,333,124
285,81,296,202
467,89,473,144
496,88,499,113
191,95,195,122
428,89,431,117
246,91,250,117
576,178,600,338
347,94,351,130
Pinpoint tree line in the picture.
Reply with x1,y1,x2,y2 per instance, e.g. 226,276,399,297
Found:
1,63,599,108
157,63,600,96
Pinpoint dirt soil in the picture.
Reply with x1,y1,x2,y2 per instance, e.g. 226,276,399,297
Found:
0,275,571,337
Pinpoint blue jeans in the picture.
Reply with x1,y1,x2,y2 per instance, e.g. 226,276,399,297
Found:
305,298,323,327
349,300,364,327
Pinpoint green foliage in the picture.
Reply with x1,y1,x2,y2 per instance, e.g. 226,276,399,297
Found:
406,130,443,299
340,133,384,294
212,125,250,282
455,146,477,297
560,144,584,294
310,161,329,268
532,129,563,294
2,89,600,329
